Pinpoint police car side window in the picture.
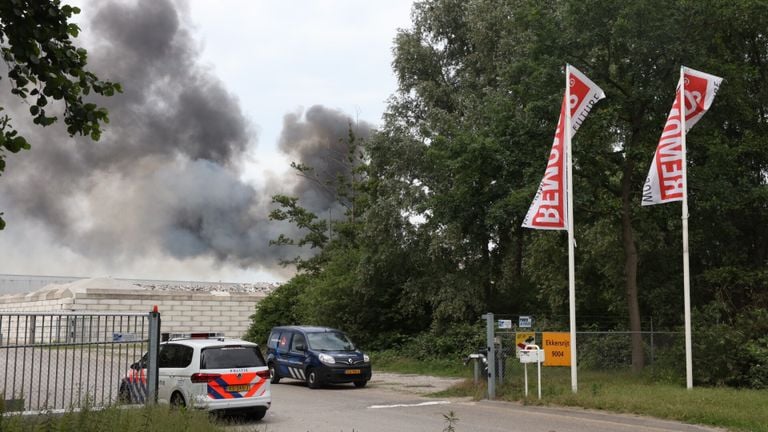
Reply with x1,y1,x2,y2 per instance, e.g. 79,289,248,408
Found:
277,332,291,354
173,345,193,367
158,345,172,368
159,344,193,368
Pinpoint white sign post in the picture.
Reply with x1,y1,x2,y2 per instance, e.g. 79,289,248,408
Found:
519,344,544,399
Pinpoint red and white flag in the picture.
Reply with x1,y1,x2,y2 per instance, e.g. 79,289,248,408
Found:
523,66,606,230
642,67,723,206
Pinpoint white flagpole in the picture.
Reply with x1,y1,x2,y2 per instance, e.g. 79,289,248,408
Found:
565,64,578,393
680,66,693,389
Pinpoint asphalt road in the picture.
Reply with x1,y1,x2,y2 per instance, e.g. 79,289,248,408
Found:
230,375,724,432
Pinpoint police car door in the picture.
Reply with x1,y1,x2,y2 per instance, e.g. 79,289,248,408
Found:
157,344,193,404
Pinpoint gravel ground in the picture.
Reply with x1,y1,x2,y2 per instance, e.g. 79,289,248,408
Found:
368,372,465,396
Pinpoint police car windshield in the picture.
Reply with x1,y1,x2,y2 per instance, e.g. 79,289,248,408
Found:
307,332,355,351
200,346,265,369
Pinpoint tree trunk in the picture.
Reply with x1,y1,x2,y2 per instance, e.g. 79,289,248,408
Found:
621,157,644,372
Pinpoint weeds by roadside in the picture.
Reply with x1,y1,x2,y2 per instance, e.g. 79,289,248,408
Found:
442,411,459,432
372,351,471,377
0,404,244,432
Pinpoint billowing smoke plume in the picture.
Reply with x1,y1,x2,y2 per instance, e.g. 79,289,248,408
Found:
279,105,372,216
0,0,372,281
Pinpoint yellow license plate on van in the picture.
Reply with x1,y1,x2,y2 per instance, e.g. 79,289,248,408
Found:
227,384,250,392
344,369,361,375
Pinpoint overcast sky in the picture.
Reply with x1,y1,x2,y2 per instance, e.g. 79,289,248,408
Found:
0,0,414,283
186,1,414,186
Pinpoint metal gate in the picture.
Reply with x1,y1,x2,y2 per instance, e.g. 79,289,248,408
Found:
1,311,160,413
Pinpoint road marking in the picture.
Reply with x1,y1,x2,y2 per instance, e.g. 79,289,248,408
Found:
368,401,451,409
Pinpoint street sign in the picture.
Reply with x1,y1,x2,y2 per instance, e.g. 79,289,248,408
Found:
542,332,571,366
498,319,512,329
518,315,532,328
515,332,535,357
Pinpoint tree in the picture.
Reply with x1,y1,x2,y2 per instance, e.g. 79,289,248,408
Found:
0,0,121,229
384,0,768,374
258,0,768,383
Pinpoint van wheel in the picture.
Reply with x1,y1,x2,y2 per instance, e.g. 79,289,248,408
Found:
306,369,321,389
353,380,367,388
269,363,280,384
170,392,186,409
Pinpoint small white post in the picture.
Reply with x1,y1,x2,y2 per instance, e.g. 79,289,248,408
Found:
524,361,529,397
537,348,542,400
520,344,543,400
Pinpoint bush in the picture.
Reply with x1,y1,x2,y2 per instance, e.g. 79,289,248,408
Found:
394,322,485,360
244,275,310,345
578,331,633,370
687,304,768,388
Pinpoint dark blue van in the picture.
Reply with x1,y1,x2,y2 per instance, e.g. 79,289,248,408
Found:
266,326,372,389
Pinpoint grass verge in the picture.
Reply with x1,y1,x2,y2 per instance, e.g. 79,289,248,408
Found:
380,355,768,432
0,404,263,432
371,350,471,377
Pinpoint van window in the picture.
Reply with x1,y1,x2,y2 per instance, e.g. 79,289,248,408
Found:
268,331,280,349
277,332,291,354
307,331,355,351
290,333,307,352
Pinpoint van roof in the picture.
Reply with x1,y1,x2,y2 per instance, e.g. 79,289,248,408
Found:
272,325,341,333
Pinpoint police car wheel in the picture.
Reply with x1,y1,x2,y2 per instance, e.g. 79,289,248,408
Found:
249,407,267,421
306,369,321,389
170,392,186,409
268,363,280,384
118,385,131,403
353,380,367,388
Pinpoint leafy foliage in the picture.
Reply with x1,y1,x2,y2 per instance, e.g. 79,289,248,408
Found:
244,274,310,345
690,305,768,388
0,0,121,228
257,0,768,387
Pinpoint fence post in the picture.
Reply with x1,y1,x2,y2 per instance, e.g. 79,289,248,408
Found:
29,315,36,345
650,317,654,365
146,307,161,405
482,313,495,399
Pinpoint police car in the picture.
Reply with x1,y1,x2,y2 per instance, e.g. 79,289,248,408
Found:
119,333,271,419
266,326,371,389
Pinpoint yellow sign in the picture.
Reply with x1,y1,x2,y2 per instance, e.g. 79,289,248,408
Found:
542,332,571,366
515,332,536,356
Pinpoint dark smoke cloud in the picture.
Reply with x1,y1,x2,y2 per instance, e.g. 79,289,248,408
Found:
0,0,372,280
279,105,373,215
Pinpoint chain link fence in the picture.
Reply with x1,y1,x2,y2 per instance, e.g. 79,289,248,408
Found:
491,329,683,372
476,314,683,397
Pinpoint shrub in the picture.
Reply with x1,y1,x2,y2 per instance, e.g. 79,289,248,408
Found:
688,304,768,388
395,322,485,360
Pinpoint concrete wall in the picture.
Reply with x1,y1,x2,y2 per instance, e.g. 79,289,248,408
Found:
0,285,265,340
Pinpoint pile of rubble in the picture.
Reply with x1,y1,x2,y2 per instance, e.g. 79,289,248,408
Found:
136,281,279,295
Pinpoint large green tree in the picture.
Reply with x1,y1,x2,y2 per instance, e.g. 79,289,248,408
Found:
382,0,768,371
0,0,121,229
259,0,768,383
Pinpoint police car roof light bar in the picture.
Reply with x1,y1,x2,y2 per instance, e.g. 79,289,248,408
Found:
165,332,226,340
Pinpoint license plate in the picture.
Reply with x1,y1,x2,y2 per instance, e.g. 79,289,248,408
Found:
227,384,250,392
344,369,361,375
